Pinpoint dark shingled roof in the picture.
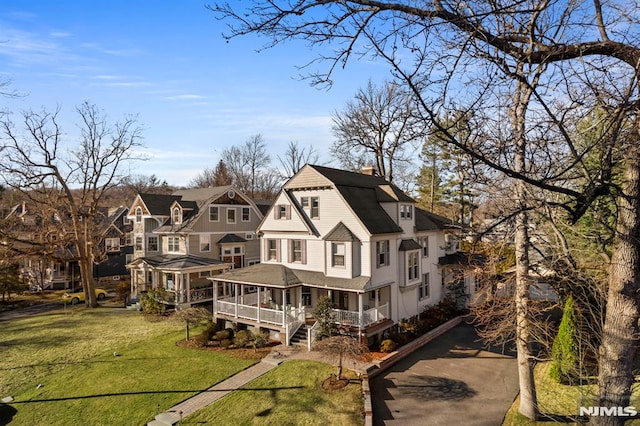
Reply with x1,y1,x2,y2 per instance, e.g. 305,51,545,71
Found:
217,233,247,244
310,165,414,202
415,207,455,231
399,239,422,251
139,193,182,215
335,186,403,235
323,222,359,241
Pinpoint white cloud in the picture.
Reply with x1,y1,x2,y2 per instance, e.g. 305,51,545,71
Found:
165,94,206,101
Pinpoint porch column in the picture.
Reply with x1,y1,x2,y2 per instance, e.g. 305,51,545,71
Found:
257,286,261,323
234,283,239,318
358,293,365,329
240,284,245,305
212,280,218,316
375,288,380,321
282,289,287,327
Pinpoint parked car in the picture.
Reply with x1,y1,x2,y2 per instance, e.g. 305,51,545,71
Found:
62,288,108,304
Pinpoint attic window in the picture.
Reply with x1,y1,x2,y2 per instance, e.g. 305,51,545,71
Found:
172,207,181,224
400,204,413,220
135,207,142,223
228,189,236,199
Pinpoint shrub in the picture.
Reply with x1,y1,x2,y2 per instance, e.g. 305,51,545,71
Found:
204,321,219,341
194,331,209,347
254,331,269,348
140,289,167,315
214,329,231,341
234,330,254,348
314,296,337,338
220,339,232,349
550,295,580,384
379,339,397,353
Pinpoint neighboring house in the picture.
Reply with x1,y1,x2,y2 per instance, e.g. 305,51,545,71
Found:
212,164,476,346
126,186,266,306
93,207,134,287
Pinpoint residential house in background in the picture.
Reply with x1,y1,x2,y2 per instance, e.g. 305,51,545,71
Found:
126,186,267,306
212,164,476,346
93,207,134,287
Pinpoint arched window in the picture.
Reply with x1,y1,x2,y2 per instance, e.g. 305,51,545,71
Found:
135,207,142,223
172,207,181,224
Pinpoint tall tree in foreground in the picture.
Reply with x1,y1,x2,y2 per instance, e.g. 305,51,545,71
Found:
0,102,144,307
330,79,423,184
210,2,640,423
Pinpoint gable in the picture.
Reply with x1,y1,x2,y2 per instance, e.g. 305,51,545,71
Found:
129,196,150,216
259,191,314,234
283,164,333,190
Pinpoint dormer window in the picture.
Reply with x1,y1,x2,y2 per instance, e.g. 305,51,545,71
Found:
332,242,345,267
135,207,142,223
172,207,181,224
400,204,413,220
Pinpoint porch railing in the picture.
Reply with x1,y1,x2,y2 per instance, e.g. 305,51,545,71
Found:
332,303,389,327
164,287,214,304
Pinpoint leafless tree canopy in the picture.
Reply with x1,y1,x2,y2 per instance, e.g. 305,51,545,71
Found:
277,140,319,179
0,102,145,307
210,1,640,423
330,79,423,184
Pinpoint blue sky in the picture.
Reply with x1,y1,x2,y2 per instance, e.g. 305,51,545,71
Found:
0,1,389,186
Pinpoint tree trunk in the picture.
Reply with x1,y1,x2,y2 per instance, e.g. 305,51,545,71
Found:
595,141,640,426
514,203,538,420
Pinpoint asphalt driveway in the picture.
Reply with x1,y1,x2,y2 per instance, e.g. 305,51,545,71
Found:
370,323,519,426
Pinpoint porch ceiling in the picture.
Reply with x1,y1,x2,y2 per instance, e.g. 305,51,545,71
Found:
213,263,371,291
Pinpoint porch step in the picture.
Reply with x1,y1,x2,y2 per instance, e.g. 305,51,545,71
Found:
289,325,308,345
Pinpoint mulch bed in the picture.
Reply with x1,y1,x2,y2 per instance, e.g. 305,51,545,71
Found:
176,339,278,360
322,375,350,391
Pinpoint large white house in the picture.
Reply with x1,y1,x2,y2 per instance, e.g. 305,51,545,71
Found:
212,165,477,346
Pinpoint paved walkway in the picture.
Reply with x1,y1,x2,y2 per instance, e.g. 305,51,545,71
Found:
149,344,344,425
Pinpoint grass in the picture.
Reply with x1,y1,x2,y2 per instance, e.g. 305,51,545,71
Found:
186,360,364,425
502,362,640,425
0,306,256,425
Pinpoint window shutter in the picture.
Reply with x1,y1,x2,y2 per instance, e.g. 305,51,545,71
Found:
287,239,292,263
276,240,281,262
302,240,307,264
274,207,280,220
285,205,291,220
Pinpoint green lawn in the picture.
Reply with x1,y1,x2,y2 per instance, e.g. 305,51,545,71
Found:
186,360,364,425
0,306,255,425
503,362,640,426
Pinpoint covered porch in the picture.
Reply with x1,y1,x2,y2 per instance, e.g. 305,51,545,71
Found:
212,263,392,346
127,255,231,306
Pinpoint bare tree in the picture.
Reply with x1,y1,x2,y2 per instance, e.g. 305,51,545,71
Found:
0,102,144,307
330,79,423,184
221,134,281,199
277,141,319,179
172,306,211,341
210,2,640,423
190,159,234,189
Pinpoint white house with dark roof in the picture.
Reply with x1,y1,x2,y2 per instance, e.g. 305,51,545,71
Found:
126,186,267,306
212,165,475,346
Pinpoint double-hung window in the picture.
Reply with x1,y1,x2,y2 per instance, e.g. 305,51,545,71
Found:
407,251,419,281
420,273,430,300
376,240,390,267
200,234,210,252
105,237,120,252
290,239,305,263
242,207,250,222
310,197,319,219
209,206,219,222
400,204,413,220
167,236,180,252
227,208,236,224
332,242,345,267
267,239,280,261
147,236,159,252
421,236,429,257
